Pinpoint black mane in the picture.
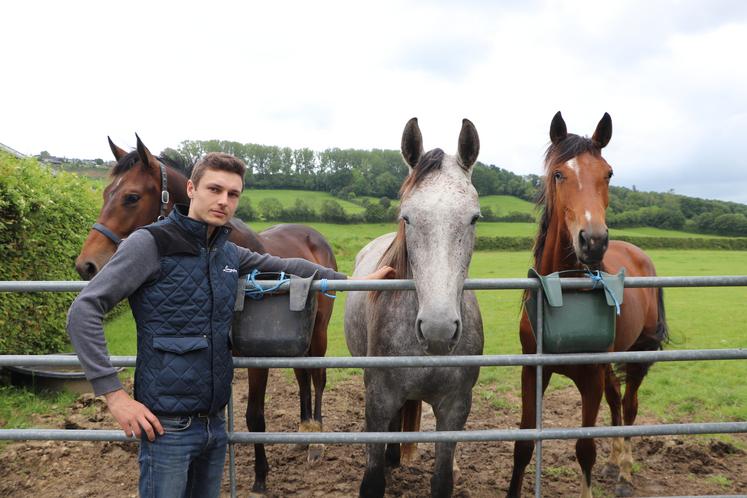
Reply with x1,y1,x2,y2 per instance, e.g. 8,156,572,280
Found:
111,151,193,178
400,148,445,197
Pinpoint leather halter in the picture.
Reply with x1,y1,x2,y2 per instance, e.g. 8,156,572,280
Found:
92,160,170,246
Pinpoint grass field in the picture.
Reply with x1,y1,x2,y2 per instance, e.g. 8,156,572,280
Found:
241,189,366,214
479,195,535,216
98,247,747,424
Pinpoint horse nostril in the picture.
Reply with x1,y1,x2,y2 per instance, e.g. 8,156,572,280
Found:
84,262,98,280
416,319,426,345
448,320,461,350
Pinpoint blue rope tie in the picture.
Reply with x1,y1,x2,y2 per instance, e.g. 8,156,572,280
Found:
587,269,621,315
319,279,336,299
245,269,289,300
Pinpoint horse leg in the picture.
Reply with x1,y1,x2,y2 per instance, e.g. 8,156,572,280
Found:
602,365,623,480
507,366,552,498
246,368,270,496
614,363,648,497
304,301,331,462
572,365,605,498
293,367,320,460
360,387,403,498
385,408,402,468
430,392,472,498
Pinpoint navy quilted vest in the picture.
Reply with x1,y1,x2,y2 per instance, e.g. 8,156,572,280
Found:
129,206,239,415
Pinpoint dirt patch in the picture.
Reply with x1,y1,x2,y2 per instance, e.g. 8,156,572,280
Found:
1,369,745,497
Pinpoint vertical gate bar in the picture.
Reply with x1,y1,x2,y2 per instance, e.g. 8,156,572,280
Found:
534,287,544,498
228,386,237,498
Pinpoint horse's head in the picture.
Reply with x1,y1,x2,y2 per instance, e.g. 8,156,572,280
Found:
542,111,614,267
75,136,176,280
395,117,480,355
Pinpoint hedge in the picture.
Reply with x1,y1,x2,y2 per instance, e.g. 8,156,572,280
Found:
474,235,747,252
0,152,100,354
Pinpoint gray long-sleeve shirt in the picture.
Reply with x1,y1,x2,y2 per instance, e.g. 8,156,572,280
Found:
66,229,345,396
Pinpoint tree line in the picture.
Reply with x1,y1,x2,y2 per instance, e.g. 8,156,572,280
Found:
162,140,747,236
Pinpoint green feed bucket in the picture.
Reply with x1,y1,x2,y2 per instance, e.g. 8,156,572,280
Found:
525,268,624,354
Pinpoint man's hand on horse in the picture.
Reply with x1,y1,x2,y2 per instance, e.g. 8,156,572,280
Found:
104,389,164,441
357,265,396,280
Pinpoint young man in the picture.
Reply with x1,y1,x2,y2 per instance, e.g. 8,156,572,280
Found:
67,152,392,498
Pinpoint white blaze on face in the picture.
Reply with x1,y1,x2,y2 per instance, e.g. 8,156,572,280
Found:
585,210,592,223
566,158,582,190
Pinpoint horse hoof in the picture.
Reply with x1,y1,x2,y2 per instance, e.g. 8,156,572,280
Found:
307,443,325,463
601,463,620,479
614,478,634,497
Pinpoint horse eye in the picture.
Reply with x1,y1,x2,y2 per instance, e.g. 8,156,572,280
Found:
401,215,410,225
608,170,614,180
553,171,563,181
124,194,140,204
470,214,480,225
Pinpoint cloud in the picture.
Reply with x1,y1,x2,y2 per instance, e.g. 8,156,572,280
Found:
1,1,746,205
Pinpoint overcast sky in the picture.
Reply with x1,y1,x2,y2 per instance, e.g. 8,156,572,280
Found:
2,1,746,203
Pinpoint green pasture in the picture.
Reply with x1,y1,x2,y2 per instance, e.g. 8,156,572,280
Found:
479,195,535,216
98,248,747,424
246,221,720,258
241,189,366,214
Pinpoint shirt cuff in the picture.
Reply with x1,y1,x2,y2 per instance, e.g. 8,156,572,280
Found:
90,372,124,397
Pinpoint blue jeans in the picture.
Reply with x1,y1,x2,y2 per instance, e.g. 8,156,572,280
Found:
138,412,228,498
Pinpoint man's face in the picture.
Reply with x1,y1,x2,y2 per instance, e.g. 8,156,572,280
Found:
186,168,243,227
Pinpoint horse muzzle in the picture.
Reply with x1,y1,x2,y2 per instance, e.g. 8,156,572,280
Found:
578,229,609,265
75,259,99,281
416,315,462,356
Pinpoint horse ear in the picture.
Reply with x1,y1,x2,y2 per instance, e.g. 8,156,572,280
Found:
401,117,424,169
135,134,158,171
592,112,612,149
457,118,480,170
550,111,567,145
108,136,127,161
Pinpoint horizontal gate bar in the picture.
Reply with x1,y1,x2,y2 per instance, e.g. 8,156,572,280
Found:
2,421,746,443
2,349,746,368
2,275,747,293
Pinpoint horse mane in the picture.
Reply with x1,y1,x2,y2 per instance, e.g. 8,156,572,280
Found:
111,151,192,178
532,134,602,267
368,148,445,315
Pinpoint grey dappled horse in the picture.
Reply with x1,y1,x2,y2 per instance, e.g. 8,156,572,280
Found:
344,118,485,498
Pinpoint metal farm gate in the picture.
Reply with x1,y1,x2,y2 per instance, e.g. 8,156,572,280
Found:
2,276,747,497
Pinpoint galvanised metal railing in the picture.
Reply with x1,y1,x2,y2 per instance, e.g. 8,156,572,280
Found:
2,276,747,498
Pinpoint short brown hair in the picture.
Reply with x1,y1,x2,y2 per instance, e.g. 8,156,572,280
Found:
190,152,247,187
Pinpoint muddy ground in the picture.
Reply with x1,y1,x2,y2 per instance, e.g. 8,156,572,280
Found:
1,368,745,497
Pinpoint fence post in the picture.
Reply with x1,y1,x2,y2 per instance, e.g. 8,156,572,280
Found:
535,287,544,498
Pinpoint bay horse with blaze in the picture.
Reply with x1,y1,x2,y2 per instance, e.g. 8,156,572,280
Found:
75,136,337,495
345,118,484,498
507,112,669,498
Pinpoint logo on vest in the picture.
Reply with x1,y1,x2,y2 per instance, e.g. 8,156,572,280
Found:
222,265,238,274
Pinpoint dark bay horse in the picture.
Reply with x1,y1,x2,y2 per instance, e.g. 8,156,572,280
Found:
344,118,484,498
507,112,668,498
75,135,337,495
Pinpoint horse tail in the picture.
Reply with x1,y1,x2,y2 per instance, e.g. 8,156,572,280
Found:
655,287,669,345
400,400,422,464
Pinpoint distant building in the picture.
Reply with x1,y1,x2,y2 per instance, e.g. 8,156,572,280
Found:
0,143,27,159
